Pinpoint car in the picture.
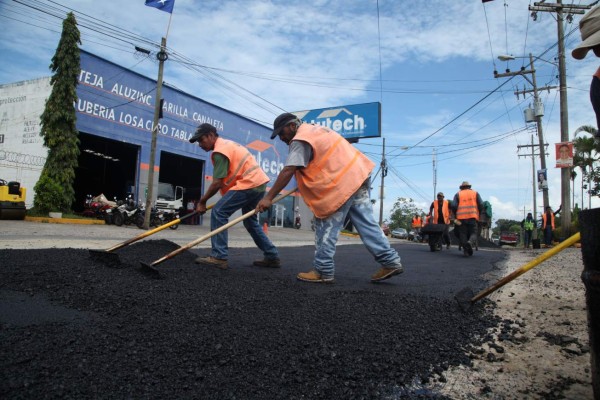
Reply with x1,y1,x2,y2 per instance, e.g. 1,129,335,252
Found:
381,224,390,236
499,232,518,246
391,228,408,239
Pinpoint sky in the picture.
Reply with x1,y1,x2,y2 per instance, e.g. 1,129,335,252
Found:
1,0,599,225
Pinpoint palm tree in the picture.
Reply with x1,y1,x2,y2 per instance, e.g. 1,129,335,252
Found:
573,125,600,209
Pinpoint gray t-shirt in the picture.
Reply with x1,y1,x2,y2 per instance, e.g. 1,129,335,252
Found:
284,140,312,167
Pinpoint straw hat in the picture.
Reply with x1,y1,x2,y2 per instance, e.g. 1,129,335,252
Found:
572,5,600,60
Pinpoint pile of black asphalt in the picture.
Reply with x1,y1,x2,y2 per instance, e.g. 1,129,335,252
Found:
1,240,505,399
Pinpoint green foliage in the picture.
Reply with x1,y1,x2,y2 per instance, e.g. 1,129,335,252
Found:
387,197,425,230
573,125,600,202
34,12,81,213
492,218,521,236
33,175,66,212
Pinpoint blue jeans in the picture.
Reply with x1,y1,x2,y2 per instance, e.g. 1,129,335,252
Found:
210,189,278,260
543,226,553,246
312,182,401,278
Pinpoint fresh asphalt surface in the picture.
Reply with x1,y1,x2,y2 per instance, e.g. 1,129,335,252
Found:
0,219,505,299
1,220,508,399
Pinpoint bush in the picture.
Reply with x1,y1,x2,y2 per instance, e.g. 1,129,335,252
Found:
33,175,66,213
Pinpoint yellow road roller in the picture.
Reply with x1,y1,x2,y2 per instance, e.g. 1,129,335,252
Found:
0,179,26,220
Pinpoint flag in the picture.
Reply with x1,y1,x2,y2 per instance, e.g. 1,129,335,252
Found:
482,0,494,2
145,0,175,14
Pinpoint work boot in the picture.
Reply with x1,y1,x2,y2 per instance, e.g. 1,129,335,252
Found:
371,264,404,283
463,242,473,256
195,256,228,270
253,258,281,268
297,270,334,283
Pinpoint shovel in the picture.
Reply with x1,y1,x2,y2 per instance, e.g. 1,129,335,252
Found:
455,232,581,312
89,206,212,267
139,188,297,279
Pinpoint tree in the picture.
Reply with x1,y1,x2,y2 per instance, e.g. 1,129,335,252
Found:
33,12,81,213
573,125,600,208
492,218,521,236
387,197,424,230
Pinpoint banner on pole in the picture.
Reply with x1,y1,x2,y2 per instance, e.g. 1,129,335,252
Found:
145,0,175,13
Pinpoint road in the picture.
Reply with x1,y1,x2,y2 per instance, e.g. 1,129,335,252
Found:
1,219,505,299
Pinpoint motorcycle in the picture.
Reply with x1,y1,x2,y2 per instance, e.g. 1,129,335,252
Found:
82,194,113,220
294,215,301,229
113,194,141,226
135,207,179,230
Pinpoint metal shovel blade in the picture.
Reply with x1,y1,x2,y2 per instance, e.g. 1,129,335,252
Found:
89,249,122,268
139,262,163,279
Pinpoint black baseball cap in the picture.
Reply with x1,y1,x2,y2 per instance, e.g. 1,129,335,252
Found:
271,112,299,139
189,123,216,143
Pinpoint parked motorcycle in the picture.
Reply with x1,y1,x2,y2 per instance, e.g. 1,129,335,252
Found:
82,194,114,220
135,207,179,230
113,194,141,226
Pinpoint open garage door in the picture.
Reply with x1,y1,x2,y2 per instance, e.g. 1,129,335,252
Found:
158,150,204,206
73,133,139,212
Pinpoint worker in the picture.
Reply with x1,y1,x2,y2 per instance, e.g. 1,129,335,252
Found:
411,214,422,239
429,192,451,249
451,181,483,257
189,123,280,269
256,113,403,283
572,4,600,138
521,212,535,249
542,205,561,248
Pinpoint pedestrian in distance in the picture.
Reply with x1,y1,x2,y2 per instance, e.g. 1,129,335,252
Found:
255,113,404,284
572,4,600,138
451,181,484,257
189,123,280,270
542,205,561,248
428,192,451,249
521,212,535,249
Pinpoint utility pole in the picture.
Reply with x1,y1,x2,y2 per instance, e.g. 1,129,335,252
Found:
529,1,589,235
379,137,386,226
144,37,168,229
517,135,544,239
432,148,437,200
495,54,555,211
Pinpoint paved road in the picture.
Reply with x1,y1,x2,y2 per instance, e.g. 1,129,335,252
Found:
1,220,506,299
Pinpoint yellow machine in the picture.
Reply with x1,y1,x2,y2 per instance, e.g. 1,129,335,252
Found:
0,179,26,220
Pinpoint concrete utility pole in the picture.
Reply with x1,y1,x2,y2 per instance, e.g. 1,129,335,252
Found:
529,0,589,235
495,53,555,211
517,135,545,239
144,37,168,229
379,137,386,226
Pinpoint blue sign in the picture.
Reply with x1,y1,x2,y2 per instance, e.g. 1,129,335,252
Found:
75,50,289,185
292,102,381,139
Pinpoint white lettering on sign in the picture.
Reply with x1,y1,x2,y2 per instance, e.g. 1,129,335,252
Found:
255,151,284,175
162,100,188,118
191,112,224,131
78,70,104,88
111,83,152,105
77,99,115,120
308,114,366,134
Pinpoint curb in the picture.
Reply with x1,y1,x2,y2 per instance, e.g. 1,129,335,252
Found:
25,216,106,225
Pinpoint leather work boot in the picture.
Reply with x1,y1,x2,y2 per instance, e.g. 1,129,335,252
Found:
195,256,228,269
371,265,404,283
252,258,281,268
297,270,334,283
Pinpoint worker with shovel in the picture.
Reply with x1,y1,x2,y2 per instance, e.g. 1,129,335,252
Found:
189,123,280,269
256,113,403,283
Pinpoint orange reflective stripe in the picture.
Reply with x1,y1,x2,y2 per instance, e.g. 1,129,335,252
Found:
212,138,269,194
456,190,479,220
293,124,374,218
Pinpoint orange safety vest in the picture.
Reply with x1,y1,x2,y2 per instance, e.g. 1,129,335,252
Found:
212,137,269,195
412,216,422,228
456,189,479,220
292,124,375,218
542,212,555,230
431,199,450,224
